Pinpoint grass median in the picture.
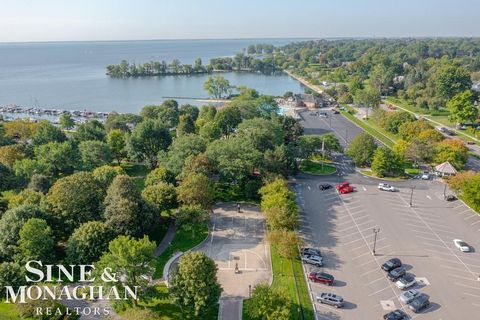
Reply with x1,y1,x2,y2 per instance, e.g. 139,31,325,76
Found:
300,160,336,175
243,245,315,320
340,110,395,148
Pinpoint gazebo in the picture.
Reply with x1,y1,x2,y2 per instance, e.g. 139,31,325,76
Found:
434,161,457,177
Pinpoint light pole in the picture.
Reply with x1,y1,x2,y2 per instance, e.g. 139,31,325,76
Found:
443,183,447,199
409,185,416,207
372,228,380,256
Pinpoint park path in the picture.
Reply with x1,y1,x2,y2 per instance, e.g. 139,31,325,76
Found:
154,220,177,257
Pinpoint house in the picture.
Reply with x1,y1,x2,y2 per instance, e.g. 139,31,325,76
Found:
292,94,326,109
434,161,457,177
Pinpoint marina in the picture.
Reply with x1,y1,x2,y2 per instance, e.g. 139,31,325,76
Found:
0,104,109,122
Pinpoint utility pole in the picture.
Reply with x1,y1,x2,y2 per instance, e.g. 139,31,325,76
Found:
409,185,416,207
443,183,447,199
372,228,380,256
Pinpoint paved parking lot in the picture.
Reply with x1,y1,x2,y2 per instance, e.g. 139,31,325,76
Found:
295,172,480,319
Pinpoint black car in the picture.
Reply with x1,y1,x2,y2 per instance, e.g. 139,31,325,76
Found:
387,266,406,281
383,309,408,320
382,258,402,272
445,194,457,201
408,293,430,313
319,184,332,191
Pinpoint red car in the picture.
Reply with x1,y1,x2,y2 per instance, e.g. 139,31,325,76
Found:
308,272,335,285
339,186,354,194
335,182,350,191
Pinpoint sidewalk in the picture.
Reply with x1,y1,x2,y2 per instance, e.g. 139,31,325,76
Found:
218,297,243,320
154,221,176,257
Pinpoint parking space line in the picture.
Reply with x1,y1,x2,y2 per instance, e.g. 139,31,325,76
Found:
448,273,478,282
352,250,375,260
441,264,475,273
453,204,465,210
464,214,478,220
359,268,379,277
350,238,386,252
364,276,385,286
315,302,343,314
455,282,480,290
358,260,377,267
403,222,454,234
421,242,451,250
367,286,390,297
470,220,480,226
464,292,480,298
415,235,443,242
457,208,472,215
338,237,367,247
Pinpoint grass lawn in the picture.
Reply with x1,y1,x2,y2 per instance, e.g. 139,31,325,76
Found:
153,223,209,279
425,116,454,127
300,160,336,175
243,245,315,320
121,163,150,190
340,110,395,148
385,97,433,115
0,302,26,320
120,284,218,320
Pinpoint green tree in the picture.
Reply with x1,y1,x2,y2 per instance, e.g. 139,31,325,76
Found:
45,172,103,235
170,251,222,317
74,120,106,142
0,163,16,192
371,146,404,177
161,134,207,175
458,173,480,211
92,165,125,190
66,221,114,264
175,205,209,239
0,144,28,168
144,166,173,186
177,114,196,136
127,119,172,168
0,205,48,259
95,235,156,306
398,120,433,141
213,105,242,137
16,218,55,263
78,140,113,170
244,284,291,320
32,121,67,146
268,230,303,259
203,75,231,99
346,133,377,166
447,90,478,124
34,141,79,177
59,113,75,130
104,175,157,236
107,129,127,164
260,179,299,230
236,118,284,152
27,174,51,194
141,182,177,213
7,189,44,209
0,262,26,297
176,173,214,208
434,139,469,170
433,60,472,101
383,111,416,134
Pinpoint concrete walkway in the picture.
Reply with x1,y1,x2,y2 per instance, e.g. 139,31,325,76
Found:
218,297,243,320
154,221,176,257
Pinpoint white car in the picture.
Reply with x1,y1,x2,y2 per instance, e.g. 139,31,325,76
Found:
301,254,323,267
453,239,471,252
399,289,421,304
395,273,416,290
421,173,430,180
378,183,396,192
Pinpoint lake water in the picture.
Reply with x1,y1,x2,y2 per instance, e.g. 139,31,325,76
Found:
0,39,305,114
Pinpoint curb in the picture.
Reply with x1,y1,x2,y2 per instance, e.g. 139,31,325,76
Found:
162,225,211,287
357,169,409,181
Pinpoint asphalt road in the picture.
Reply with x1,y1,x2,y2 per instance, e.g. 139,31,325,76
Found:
295,112,480,319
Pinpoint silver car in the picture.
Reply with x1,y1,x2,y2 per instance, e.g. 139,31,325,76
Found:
316,293,344,308
301,253,323,267
399,289,421,304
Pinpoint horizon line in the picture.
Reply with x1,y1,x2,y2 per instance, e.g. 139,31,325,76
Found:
2,35,480,45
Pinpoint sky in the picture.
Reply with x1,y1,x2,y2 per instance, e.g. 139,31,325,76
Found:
1,0,479,42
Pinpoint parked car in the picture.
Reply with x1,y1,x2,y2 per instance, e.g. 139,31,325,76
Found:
332,109,340,114
453,239,471,252
335,182,350,190
408,293,430,313
301,247,322,257
387,266,406,281
315,293,344,308
445,194,457,201
421,172,430,180
308,272,334,285
467,141,475,145
339,185,354,194
382,258,402,272
396,273,416,290
319,184,333,191
319,112,328,118
399,289,422,304
301,254,323,267
383,309,408,320
378,183,397,192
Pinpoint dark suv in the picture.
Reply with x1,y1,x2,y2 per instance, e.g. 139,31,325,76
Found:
382,258,402,272
383,309,408,320
408,293,430,313
387,266,406,281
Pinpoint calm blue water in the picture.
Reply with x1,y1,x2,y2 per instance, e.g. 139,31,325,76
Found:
0,39,305,113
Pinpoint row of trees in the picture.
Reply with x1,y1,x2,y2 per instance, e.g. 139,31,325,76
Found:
447,171,480,212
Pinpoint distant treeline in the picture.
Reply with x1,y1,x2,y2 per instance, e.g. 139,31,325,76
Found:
106,45,280,77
